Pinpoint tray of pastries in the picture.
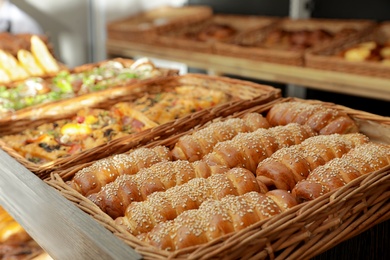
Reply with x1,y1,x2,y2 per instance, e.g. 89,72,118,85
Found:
155,14,277,53
305,22,390,78
0,73,280,178
47,96,390,259
107,5,213,43
0,206,46,260
215,18,375,66
0,57,178,120
0,33,62,83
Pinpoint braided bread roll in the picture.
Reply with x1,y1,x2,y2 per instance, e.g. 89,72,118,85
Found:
256,133,369,191
266,101,359,135
203,123,317,173
88,160,229,219
292,142,390,202
67,146,171,196
141,190,297,251
171,113,270,162
115,167,266,235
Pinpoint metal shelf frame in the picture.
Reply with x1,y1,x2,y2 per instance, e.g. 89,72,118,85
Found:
106,39,390,102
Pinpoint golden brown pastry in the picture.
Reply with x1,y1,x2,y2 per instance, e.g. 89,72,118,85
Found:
0,207,30,244
171,113,270,162
115,167,264,235
141,190,297,251
131,86,229,125
292,142,390,202
256,133,369,191
203,123,317,173
67,146,171,196
266,101,359,135
340,41,390,63
380,46,390,59
88,160,230,219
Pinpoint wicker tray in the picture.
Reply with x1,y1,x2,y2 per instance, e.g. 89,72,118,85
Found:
215,18,375,66
305,22,390,78
47,97,390,259
155,15,277,53
0,58,178,128
0,74,280,179
106,5,213,43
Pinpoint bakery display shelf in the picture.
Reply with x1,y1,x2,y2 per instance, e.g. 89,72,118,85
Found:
106,39,390,102
0,149,141,260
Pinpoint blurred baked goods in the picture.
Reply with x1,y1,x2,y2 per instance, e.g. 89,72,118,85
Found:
260,28,358,51
0,206,45,259
184,23,237,42
339,40,390,64
0,84,229,164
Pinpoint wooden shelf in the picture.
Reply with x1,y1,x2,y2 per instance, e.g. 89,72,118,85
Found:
106,39,390,102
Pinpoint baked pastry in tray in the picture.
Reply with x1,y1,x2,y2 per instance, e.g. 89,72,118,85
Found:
0,206,45,260
215,18,374,66
337,40,390,64
305,22,390,78
155,15,276,53
0,84,229,165
0,57,168,115
0,73,279,177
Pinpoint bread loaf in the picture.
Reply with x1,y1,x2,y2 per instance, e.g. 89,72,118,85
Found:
115,167,265,235
88,160,229,219
67,146,171,196
256,133,369,191
203,123,317,173
171,113,270,162
141,190,297,251
292,142,390,202
266,101,359,135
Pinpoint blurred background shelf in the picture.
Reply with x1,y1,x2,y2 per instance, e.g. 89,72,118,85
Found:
106,39,390,102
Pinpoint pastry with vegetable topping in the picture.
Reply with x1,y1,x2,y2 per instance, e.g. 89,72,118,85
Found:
0,84,229,164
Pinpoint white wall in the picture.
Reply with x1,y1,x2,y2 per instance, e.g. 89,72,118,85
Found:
11,0,187,68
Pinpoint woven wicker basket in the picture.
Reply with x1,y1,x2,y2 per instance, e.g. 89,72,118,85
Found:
0,74,280,179
106,5,213,44
46,97,390,259
155,15,277,53
305,22,390,78
215,18,375,66
0,58,179,129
